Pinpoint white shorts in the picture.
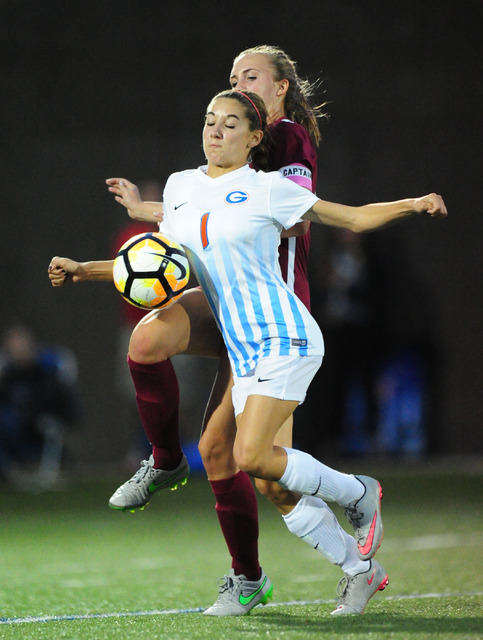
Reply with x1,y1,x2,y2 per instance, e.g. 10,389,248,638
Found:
231,354,323,417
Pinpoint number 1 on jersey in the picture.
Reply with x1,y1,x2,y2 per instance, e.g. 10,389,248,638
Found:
200,212,210,249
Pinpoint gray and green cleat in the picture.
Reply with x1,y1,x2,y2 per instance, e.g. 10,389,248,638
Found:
203,568,273,616
108,454,189,511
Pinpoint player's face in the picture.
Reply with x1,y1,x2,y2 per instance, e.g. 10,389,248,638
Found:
203,98,261,176
230,53,284,121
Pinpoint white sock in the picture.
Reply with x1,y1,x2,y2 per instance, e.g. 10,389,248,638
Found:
283,495,368,576
278,447,364,506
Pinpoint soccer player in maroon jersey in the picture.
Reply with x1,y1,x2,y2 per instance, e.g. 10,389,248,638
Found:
105,47,321,524
105,48,329,598
49,46,391,616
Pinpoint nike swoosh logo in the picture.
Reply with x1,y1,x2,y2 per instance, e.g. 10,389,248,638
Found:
239,576,267,606
310,476,322,496
257,377,272,382
358,512,378,555
148,469,186,493
367,567,377,585
174,202,188,210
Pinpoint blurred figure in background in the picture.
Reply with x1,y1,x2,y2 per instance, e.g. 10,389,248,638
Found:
302,227,381,457
0,324,80,488
368,234,438,460
374,345,428,459
297,228,435,460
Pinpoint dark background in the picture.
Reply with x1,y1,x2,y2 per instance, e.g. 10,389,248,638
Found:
1,1,481,471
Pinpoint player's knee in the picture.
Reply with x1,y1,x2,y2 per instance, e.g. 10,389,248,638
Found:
199,433,235,477
233,443,265,478
198,435,220,468
129,323,168,363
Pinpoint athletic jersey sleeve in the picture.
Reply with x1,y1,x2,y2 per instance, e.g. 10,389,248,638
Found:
269,119,318,192
269,172,319,230
268,119,318,309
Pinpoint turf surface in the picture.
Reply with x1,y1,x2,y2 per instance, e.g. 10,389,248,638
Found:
0,461,481,639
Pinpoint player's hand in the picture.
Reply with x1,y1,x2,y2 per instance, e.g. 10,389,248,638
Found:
106,177,143,219
413,193,447,218
48,257,85,286
106,178,163,222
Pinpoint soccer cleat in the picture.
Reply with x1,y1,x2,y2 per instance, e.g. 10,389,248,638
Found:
108,454,189,511
344,475,383,560
203,568,273,616
330,559,388,615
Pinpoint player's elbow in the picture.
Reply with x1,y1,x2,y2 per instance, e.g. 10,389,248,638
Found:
344,209,372,233
346,219,366,233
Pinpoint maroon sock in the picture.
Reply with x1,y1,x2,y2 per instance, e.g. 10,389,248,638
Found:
210,471,261,581
128,355,182,469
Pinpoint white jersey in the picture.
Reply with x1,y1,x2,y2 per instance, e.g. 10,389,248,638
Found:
161,164,324,377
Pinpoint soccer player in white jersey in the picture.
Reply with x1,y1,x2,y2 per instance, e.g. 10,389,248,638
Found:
54,88,444,612
51,46,349,617
159,88,445,615
49,87,447,616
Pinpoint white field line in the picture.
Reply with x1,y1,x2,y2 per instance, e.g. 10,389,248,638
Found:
382,532,482,552
1,532,481,626
1,592,482,625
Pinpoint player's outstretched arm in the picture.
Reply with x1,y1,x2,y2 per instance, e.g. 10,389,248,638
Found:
303,193,447,232
106,178,164,223
48,257,114,286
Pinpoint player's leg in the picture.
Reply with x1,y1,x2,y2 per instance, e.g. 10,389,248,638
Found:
128,286,222,363
234,392,386,608
255,413,384,612
235,392,386,614
254,416,299,515
270,431,388,613
276,445,384,560
109,288,222,511
233,394,299,480
198,348,237,481
197,360,273,616
199,350,272,616
127,286,221,466
280,498,387,617
233,355,383,561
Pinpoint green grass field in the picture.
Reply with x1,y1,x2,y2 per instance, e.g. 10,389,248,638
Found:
0,461,482,639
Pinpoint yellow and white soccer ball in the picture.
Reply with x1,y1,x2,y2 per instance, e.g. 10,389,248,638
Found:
113,231,190,309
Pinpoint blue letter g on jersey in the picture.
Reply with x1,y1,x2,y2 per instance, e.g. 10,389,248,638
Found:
225,190,249,204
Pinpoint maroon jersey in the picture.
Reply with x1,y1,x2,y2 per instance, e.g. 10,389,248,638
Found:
268,118,318,311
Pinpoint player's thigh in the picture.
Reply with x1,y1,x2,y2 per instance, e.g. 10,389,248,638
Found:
234,395,298,472
129,299,191,362
129,288,221,361
196,343,237,478
177,288,223,357
273,414,293,448
200,349,236,448
202,347,233,432
254,413,300,512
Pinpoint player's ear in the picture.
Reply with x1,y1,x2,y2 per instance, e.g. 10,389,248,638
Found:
248,130,263,149
276,79,289,98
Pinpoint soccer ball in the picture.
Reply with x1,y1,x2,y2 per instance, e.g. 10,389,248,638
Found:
113,231,190,309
